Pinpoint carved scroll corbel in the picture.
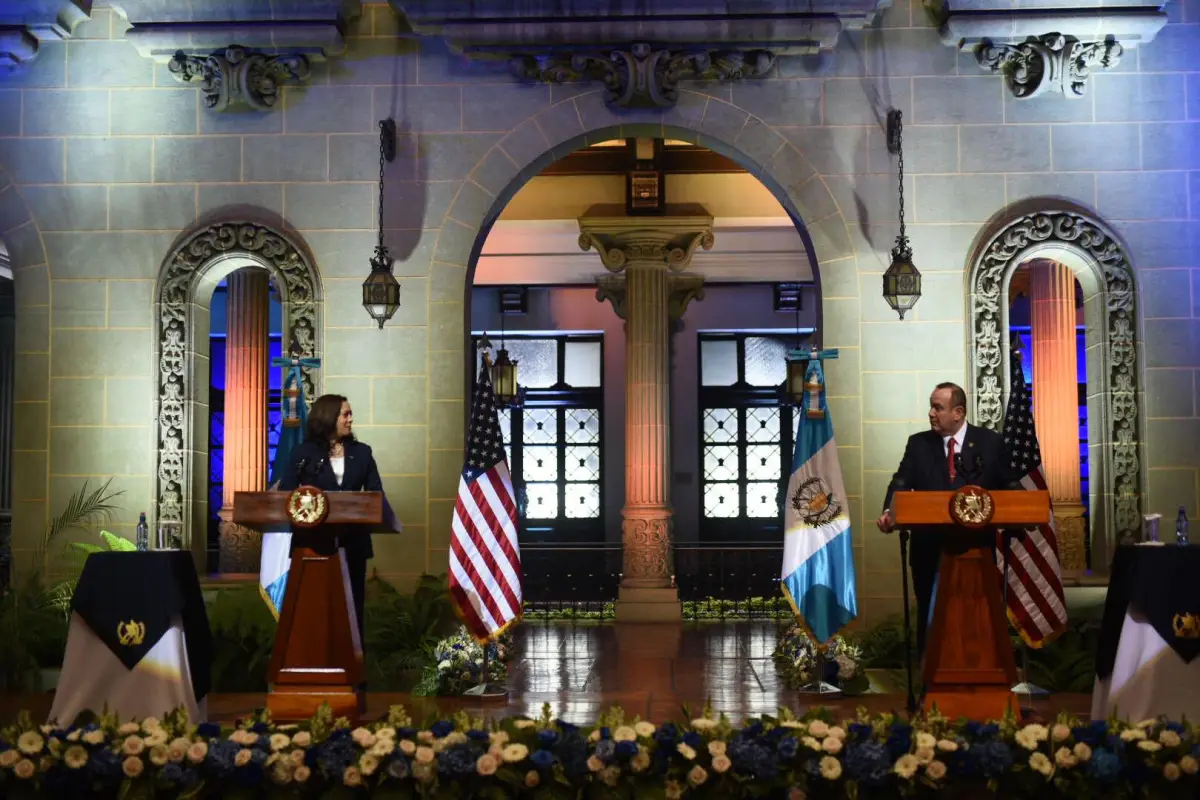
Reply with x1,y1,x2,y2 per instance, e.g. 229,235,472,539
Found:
975,33,1122,99
168,45,311,111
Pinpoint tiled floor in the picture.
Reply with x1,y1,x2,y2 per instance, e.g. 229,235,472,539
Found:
3,621,1092,726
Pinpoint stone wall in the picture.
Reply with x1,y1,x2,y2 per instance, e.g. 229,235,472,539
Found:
0,1,1196,624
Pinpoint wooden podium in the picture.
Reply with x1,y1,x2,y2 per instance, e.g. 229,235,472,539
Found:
892,486,1050,720
233,489,383,723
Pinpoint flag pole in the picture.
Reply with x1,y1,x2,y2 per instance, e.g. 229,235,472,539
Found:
463,637,508,698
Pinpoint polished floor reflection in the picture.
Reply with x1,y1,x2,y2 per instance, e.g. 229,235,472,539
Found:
3,621,1092,725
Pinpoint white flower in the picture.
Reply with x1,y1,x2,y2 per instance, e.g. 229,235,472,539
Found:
634,721,656,738
631,751,650,772
65,730,81,742
915,732,937,750
1051,724,1071,742
525,770,540,787
122,756,144,778
1180,755,1198,775
16,732,44,755
926,760,947,780
291,731,312,748
122,736,145,756
691,718,718,732
359,754,380,776
1159,730,1181,748
802,736,822,752
141,717,162,733
1164,762,1181,781
936,739,958,753
513,720,536,730
613,726,637,742
501,743,528,763
63,746,88,769
712,754,732,773
372,739,395,757
343,766,363,787
293,765,311,782
708,740,726,757
234,749,253,767
1015,730,1039,751
1054,747,1077,769
835,653,857,679
489,731,509,747
808,720,830,738
269,733,291,752
186,742,208,764
13,759,35,780
117,723,140,737
827,726,846,741
144,730,168,748
1137,740,1162,753
399,739,416,756
476,754,498,776
821,737,842,755
676,743,696,760
1029,752,1054,777
1020,724,1048,743
1073,742,1092,762
819,756,842,780
0,750,19,768
587,755,604,772
376,727,396,740
915,747,935,765
687,765,708,786
82,730,105,746
149,744,169,766
1120,728,1147,742
894,754,918,779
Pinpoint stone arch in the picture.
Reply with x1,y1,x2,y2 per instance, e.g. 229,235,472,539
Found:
0,172,50,573
154,218,324,552
966,201,1141,565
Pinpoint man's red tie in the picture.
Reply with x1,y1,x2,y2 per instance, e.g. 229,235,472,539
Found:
947,437,957,481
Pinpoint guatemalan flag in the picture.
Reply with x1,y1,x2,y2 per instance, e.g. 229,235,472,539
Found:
780,352,858,643
260,351,319,618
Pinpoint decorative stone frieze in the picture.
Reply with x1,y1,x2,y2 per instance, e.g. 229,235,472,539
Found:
393,0,892,107
169,46,311,111
968,210,1141,555
934,1,1167,99
0,1,91,69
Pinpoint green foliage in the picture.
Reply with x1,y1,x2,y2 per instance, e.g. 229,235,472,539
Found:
364,573,458,689
207,586,278,693
854,615,909,670
1018,619,1102,694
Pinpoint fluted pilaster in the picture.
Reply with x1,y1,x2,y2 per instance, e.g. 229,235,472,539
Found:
1029,259,1087,570
581,206,713,621
218,268,270,572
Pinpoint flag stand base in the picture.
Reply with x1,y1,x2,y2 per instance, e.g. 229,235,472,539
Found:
462,644,508,698
1011,681,1049,697
797,681,843,697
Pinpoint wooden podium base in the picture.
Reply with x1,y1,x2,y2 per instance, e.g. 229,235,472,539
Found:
922,538,1018,721
267,685,364,723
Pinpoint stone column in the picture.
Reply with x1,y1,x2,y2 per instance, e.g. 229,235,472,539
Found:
1029,260,1087,571
580,208,712,622
218,268,270,572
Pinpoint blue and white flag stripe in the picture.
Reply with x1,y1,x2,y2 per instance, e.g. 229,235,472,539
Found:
780,375,858,644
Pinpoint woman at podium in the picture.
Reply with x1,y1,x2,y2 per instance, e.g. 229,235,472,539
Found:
278,394,383,660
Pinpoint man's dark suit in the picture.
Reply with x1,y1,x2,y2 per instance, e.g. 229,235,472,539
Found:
882,423,1016,658
278,438,383,651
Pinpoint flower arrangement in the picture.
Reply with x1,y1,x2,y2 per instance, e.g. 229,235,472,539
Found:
773,624,869,695
413,625,514,696
3,702,1198,799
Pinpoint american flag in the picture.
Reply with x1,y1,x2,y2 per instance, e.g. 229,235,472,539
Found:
997,345,1068,648
449,360,523,643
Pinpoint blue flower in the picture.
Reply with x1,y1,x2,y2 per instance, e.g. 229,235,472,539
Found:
557,720,579,734
197,723,221,739
615,740,638,759
398,727,417,739
467,730,490,742
885,724,913,760
654,723,678,745
843,741,890,787
235,762,265,788
160,763,184,783
598,727,611,740
387,757,410,779
1165,721,1186,735
537,729,560,747
530,749,556,771
1086,748,1121,784
0,740,8,753
438,744,478,777
742,722,764,740
777,736,799,759
430,720,455,738
728,739,778,780
848,722,873,742
250,722,269,734
682,731,702,749
967,740,1012,779
1072,720,1109,747
594,740,616,762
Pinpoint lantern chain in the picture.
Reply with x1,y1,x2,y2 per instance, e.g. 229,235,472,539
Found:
888,109,911,261
377,120,387,251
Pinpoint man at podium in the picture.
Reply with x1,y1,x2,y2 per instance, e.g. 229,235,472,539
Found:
277,394,383,654
876,382,1017,657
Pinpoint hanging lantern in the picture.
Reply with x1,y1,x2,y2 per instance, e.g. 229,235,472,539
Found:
362,245,400,328
491,348,520,406
786,355,808,406
882,108,921,320
363,118,400,328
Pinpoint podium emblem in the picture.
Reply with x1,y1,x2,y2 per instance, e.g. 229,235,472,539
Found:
1174,613,1200,640
287,485,330,528
791,477,841,526
117,620,146,647
949,485,995,528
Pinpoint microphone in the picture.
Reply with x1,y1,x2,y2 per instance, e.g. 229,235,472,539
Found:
296,456,309,481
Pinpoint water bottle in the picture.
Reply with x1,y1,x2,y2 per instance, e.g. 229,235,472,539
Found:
136,512,149,552
1176,506,1190,546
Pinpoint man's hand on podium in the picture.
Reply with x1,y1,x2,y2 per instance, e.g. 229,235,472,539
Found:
877,509,895,534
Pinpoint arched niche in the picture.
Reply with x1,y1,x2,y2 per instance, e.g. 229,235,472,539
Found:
967,204,1141,568
154,221,323,556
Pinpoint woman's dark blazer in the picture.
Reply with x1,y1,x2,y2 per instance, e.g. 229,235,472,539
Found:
277,438,383,561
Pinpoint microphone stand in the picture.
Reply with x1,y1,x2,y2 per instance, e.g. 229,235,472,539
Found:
899,528,916,717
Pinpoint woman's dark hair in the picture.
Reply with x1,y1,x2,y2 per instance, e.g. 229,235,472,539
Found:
306,394,354,447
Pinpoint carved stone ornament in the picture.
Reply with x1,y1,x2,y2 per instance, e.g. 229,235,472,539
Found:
976,34,1122,99
577,211,716,274
622,509,672,585
511,44,775,108
595,272,705,321
168,45,311,111
156,222,322,542
969,210,1141,543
